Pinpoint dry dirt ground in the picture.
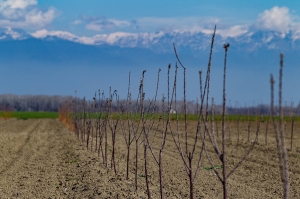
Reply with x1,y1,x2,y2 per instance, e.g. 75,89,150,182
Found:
0,118,299,198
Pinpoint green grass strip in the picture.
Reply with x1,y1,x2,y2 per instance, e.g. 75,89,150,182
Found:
12,112,58,119
71,112,299,122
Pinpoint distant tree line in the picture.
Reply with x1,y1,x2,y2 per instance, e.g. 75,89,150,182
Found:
73,97,300,116
0,94,72,112
0,93,299,115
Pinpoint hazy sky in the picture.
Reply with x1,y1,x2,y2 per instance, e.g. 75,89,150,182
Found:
1,0,300,104
2,0,300,37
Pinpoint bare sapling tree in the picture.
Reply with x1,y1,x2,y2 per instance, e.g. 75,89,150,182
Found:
97,91,108,163
132,70,147,191
82,97,86,143
120,72,136,180
90,101,95,152
142,99,151,199
147,66,174,199
221,43,231,198
94,90,103,154
107,89,122,175
86,101,93,150
169,25,216,199
103,97,110,167
140,69,163,199
90,92,99,153
138,69,161,199
204,43,260,199
93,93,98,153
270,53,289,198
255,104,261,145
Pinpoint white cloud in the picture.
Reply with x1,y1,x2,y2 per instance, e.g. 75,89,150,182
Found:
253,6,300,40
0,0,37,10
24,8,55,26
0,0,56,29
256,6,292,33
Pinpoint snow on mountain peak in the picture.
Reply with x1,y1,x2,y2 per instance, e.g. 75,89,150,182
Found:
0,27,32,40
31,29,106,45
3,27,300,52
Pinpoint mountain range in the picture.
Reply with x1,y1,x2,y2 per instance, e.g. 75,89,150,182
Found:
0,27,299,105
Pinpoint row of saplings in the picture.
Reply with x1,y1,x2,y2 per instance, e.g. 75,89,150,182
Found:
60,26,290,199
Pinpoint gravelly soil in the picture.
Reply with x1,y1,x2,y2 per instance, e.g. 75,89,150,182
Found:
0,119,299,198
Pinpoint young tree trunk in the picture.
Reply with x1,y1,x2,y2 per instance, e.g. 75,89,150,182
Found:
111,132,117,174
126,144,130,180
135,140,139,191
91,125,93,152
290,118,294,150
159,150,164,199
104,124,108,167
144,138,151,198
188,154,194,199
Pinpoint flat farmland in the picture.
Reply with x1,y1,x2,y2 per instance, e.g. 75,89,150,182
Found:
0,119,299,198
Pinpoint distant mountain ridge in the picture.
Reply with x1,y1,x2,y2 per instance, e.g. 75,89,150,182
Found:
1,27,300,53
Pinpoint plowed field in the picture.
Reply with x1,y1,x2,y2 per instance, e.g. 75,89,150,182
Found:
0,119,299,198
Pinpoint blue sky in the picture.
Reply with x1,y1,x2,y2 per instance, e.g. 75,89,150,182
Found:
1,0,300,104
2,0,300,37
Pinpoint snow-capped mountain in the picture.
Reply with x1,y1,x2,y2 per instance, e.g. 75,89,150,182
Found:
0,27,297,73
28,28,300,54
0,27,32,40
106,30,300,52
0,27,298,55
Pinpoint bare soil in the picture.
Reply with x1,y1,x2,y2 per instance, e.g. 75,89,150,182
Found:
0,119,299,198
